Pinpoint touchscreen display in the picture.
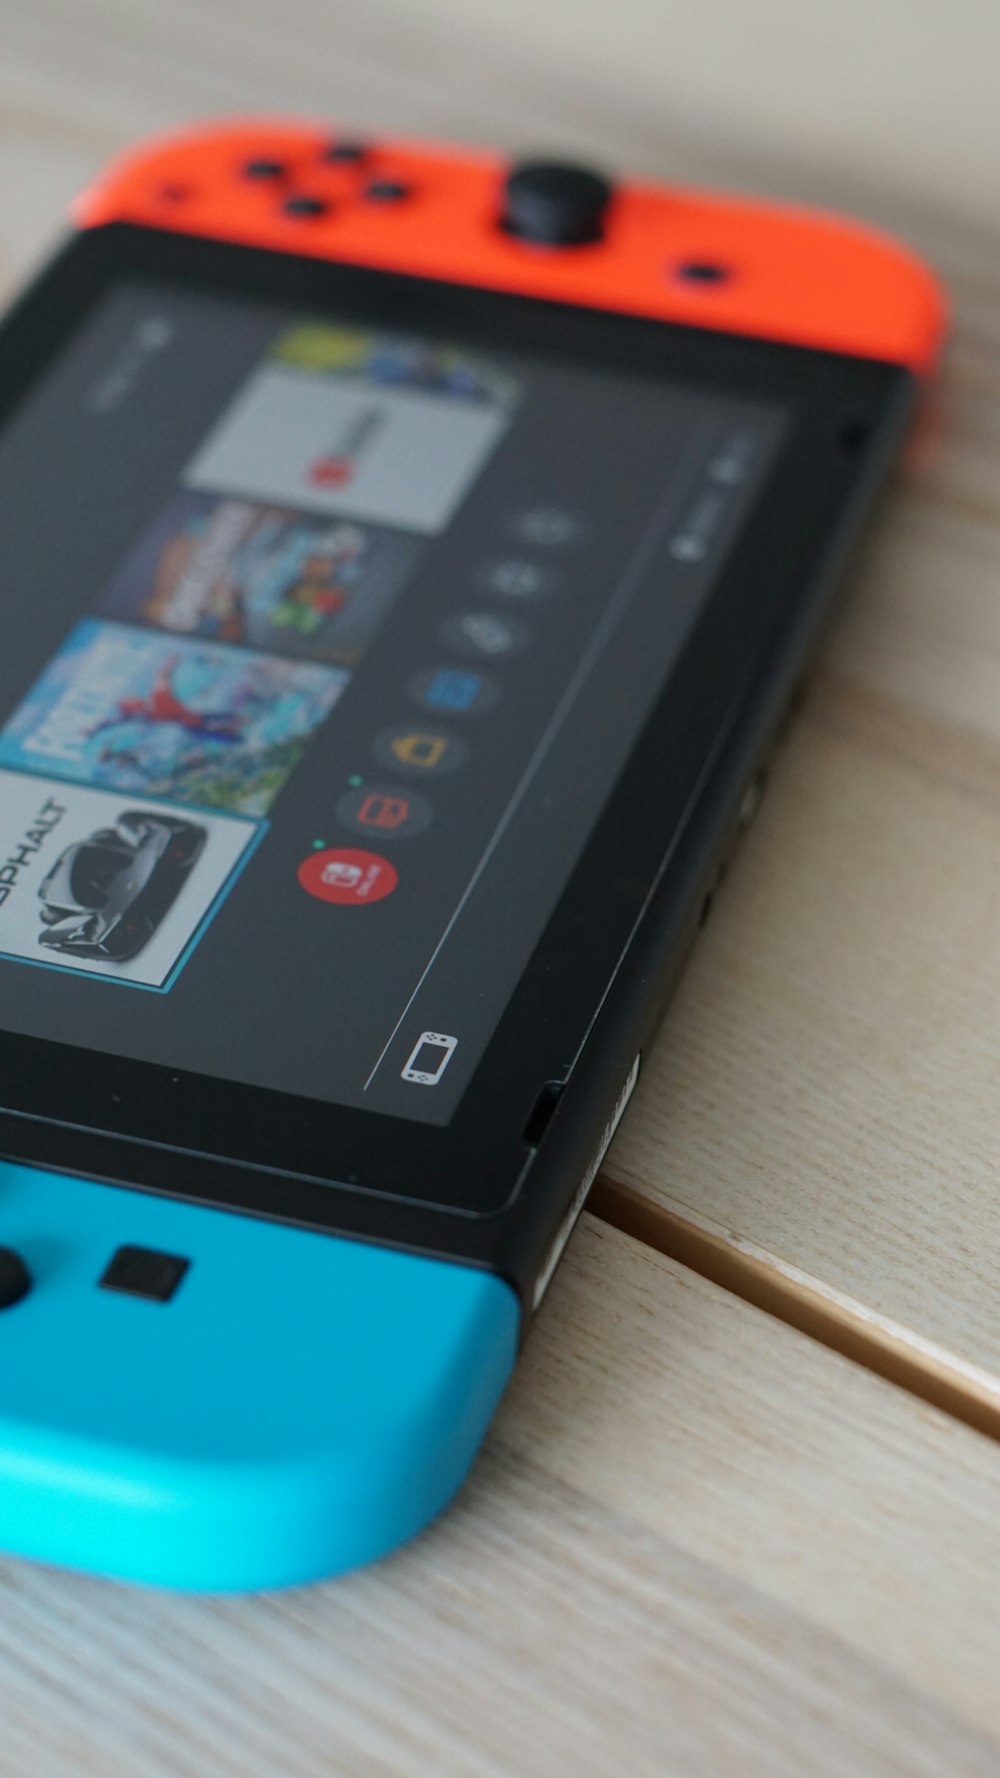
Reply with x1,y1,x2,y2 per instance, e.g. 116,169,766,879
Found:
0,282,784,1125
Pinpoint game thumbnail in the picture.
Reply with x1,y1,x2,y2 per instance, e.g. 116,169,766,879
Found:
0,620,346,817
100,491,416,666
184,324,519,535
0,768,258,988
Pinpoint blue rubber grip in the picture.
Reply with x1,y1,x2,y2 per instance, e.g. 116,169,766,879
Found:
0,1162,520,1591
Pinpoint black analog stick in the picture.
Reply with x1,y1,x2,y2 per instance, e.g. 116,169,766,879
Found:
501,160,613,246
0,1247,30,1309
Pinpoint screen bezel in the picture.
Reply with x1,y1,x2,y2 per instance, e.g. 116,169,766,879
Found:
0,223,911,1219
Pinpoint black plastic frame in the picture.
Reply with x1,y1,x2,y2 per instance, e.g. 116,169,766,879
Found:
0,223,915,1304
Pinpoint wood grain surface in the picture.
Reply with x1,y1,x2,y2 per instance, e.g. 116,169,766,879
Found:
3,0,1000,1769
599,157,1000,1420
4,1219,1000,1778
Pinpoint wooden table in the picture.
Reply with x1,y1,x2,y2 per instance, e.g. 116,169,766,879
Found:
3,3,1000,1771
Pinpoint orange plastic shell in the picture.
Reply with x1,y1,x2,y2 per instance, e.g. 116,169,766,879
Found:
74,121,946,377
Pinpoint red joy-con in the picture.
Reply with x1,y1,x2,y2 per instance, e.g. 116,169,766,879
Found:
74,121,946,377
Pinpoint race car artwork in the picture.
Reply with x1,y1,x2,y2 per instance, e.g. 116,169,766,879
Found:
37,810,206,963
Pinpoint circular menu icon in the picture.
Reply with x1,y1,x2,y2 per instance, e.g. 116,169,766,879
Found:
373,727,470,777
336,785,432,840
511,506,585,548
442,611,529,658
298,847,399,905
477,558,560,600
408,666,499,716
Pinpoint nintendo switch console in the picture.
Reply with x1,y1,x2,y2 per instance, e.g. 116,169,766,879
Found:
0,121,944,1589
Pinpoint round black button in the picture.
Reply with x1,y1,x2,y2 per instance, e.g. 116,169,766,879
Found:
363,178,411,204
501,160,612,246
322,139,369,165
242,158,287,181
282,194,330,219
675,261,730,285
0,1247,30,1310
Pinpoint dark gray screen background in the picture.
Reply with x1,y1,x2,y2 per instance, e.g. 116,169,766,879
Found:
0,283,785,1123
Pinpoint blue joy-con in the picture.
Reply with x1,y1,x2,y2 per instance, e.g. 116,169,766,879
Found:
0,1161,519,1591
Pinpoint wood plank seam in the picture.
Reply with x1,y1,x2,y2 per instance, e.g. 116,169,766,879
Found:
588,1175,1000,1443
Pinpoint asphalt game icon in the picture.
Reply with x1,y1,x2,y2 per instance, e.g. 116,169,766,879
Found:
37,810,206,963
0,769,259,988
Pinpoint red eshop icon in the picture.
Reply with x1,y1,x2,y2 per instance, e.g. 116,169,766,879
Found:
308,454,354,488
298,847,399,905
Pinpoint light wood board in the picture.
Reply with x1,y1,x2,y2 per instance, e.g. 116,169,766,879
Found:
3,10,1000,1426
3,1,1000,1770
600,266,1000,1424
3,1219,1000,1778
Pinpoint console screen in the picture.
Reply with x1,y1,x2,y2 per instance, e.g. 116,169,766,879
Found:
0,281,784,1124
